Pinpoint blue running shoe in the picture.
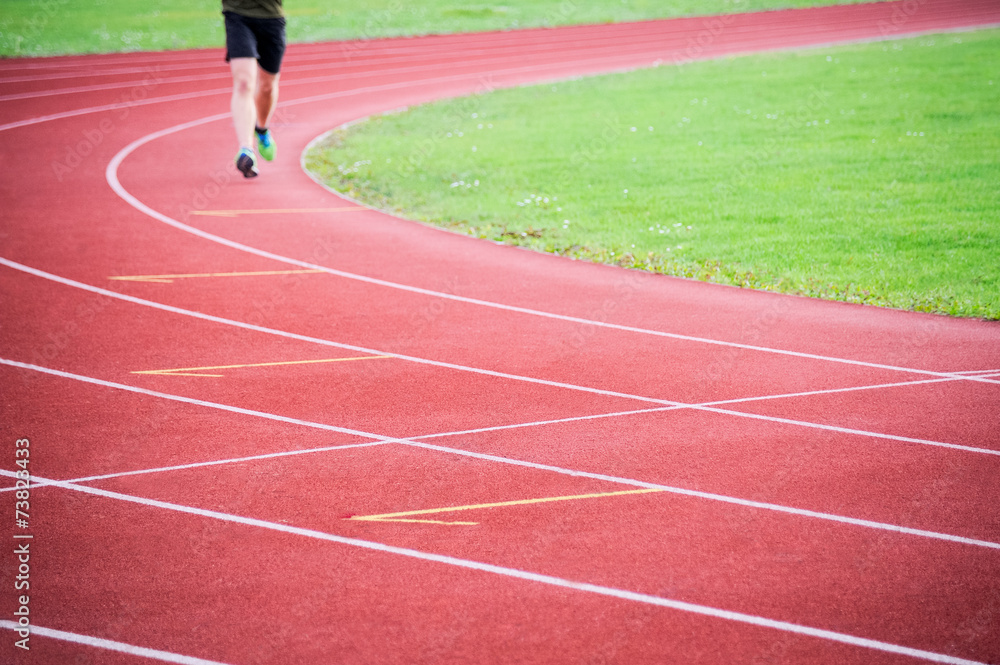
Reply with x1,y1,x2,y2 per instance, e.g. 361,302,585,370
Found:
255,127,276,161
235,147,258,178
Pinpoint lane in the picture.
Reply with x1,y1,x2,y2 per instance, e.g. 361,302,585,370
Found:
725,380,1000,449
5,358,999,551
4,488,940,665
5,263,997,461
5,473,995,665
78,449,998,660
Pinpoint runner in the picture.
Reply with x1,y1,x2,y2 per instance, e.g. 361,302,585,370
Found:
223,0,285,178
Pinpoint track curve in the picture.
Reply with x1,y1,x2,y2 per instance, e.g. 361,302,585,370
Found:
2,2,1000,664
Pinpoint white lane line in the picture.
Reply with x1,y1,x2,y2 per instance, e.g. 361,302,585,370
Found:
0,71,225,102
690,404,998,457
0,28,636,77
395,439,1000,551
3,260,998,459
1,408,677,492
0,374,971,493
0,474,988,665
952,369,1000,378
9,441,393,490
0,28,680,100
103,119,1000,388
0,94,231,133
0,407,677,493
0,40,690,132
0,259,682,407
33,379,984,492
701,375,961,407
0,620,234,665
0,25,669,83
1,358,395,438
3,359,998,551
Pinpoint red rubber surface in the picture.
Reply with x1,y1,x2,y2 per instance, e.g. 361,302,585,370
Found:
2,2,999,664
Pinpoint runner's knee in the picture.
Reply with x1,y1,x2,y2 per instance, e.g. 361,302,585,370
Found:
257,72,279,96
232,72,255,95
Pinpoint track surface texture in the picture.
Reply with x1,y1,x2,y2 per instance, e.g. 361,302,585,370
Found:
2,1,1000,664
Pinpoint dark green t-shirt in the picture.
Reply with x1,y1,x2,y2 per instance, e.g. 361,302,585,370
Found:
222,0,283,19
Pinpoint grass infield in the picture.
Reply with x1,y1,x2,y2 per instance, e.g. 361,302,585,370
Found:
306,30,1000,319
3,0,873,57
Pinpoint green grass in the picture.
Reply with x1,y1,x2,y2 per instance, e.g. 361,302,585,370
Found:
305,30,1000,319
2,0,876,57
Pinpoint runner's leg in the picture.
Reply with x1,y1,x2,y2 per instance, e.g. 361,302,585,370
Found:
230,58,258,150
255,67,280,131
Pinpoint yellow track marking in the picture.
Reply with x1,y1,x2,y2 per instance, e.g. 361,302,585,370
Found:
109,269,325,284
361,518,480,526
348,488,664,525
134,356,393,378
190,207,364,217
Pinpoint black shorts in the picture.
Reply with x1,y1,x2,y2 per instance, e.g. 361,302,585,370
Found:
224,11,286,75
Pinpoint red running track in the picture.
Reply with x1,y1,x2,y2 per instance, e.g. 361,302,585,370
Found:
2,1,1000,663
